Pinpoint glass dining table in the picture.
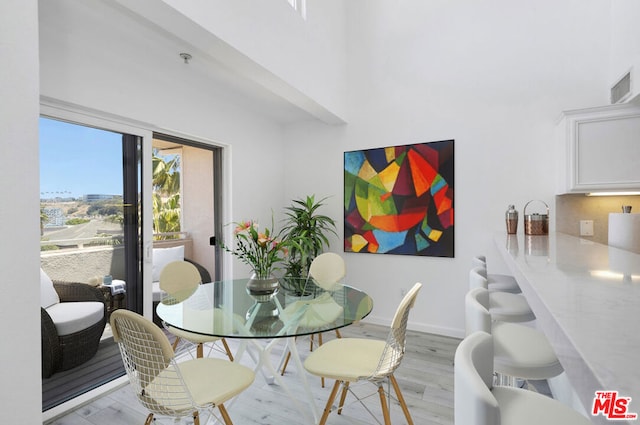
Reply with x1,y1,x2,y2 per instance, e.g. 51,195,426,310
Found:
156,278,373,424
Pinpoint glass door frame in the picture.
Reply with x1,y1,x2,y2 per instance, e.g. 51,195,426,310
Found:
40,99,230,418
41,99,228,319
152,132,224,282
40,101,154,319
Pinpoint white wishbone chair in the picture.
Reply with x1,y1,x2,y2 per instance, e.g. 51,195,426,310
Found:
304,282,422,425
110,309,255,425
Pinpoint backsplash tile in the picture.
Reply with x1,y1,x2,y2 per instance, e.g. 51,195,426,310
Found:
555,194,640,245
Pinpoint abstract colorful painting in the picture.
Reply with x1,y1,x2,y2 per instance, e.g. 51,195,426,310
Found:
344,140,454,257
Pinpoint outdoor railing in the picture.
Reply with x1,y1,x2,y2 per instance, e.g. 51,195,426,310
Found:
40,232,191,283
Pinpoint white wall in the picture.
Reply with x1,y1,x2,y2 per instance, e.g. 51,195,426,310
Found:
5,0,638,419
284,0,612,336
0,0,42,423
163,0,348,118
38,0,290,278
610,0,640,94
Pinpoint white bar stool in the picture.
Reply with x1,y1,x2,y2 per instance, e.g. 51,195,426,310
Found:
473,255,521,294
466,287,563,387
454,331,591,425
469,267,535,323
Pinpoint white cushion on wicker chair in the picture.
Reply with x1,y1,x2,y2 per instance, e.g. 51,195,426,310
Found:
45,301,104,336
40,268,60,308
152,246,184,282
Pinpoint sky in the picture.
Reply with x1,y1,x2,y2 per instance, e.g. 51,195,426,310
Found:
39,117,124,199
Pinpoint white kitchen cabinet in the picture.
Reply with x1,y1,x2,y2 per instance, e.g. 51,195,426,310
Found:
556,103,640,193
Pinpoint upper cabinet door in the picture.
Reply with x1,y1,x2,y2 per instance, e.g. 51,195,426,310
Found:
556,104,640,193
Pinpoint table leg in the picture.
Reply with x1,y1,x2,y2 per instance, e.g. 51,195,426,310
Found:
256,337,317,425
233,337,318,424
286,336,319,422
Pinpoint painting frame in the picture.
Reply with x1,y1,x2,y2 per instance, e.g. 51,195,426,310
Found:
344,139,454,257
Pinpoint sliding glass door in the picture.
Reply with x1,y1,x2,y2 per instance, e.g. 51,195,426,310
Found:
39,114,223,411
39,116,141,410
152,133,222,282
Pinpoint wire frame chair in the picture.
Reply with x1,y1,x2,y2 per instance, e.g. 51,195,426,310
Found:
160,260,234,360
280,253,347,384
308,252,346,291
304,282,422,425
111,309,254,425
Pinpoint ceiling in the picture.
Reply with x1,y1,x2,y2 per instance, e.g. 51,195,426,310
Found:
38,0,321,125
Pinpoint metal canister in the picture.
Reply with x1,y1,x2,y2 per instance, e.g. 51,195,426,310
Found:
524,200,549,235
505,205,518,234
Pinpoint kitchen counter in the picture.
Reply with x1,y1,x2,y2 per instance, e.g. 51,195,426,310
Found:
494,232,640,424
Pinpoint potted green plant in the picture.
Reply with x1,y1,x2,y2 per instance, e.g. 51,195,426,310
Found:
281,195,338,295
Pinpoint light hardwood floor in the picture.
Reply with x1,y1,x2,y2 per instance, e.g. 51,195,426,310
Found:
46,322,461,425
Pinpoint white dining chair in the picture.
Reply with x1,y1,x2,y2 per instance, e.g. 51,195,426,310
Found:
110,309,255,425
280,252,346,384
304,282,422,425
454,331,591,425
160,261,234,360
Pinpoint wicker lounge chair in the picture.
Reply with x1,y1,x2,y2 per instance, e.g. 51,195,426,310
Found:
41,278,107,378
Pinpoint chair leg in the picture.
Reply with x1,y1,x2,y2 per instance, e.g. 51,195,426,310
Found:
193,411,200,425
280,351,292,376
337,381,350,414
390,375,414,425
221,338,234,361
335,329,342,339
172,336,181,351
320,380,342,425
317,332,326,388
378,385,391,425
218,404,233,425
144,413,154,425
196,343,204,358
280,336,299,375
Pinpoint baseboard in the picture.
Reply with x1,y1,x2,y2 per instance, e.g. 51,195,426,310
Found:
362,316,464,339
